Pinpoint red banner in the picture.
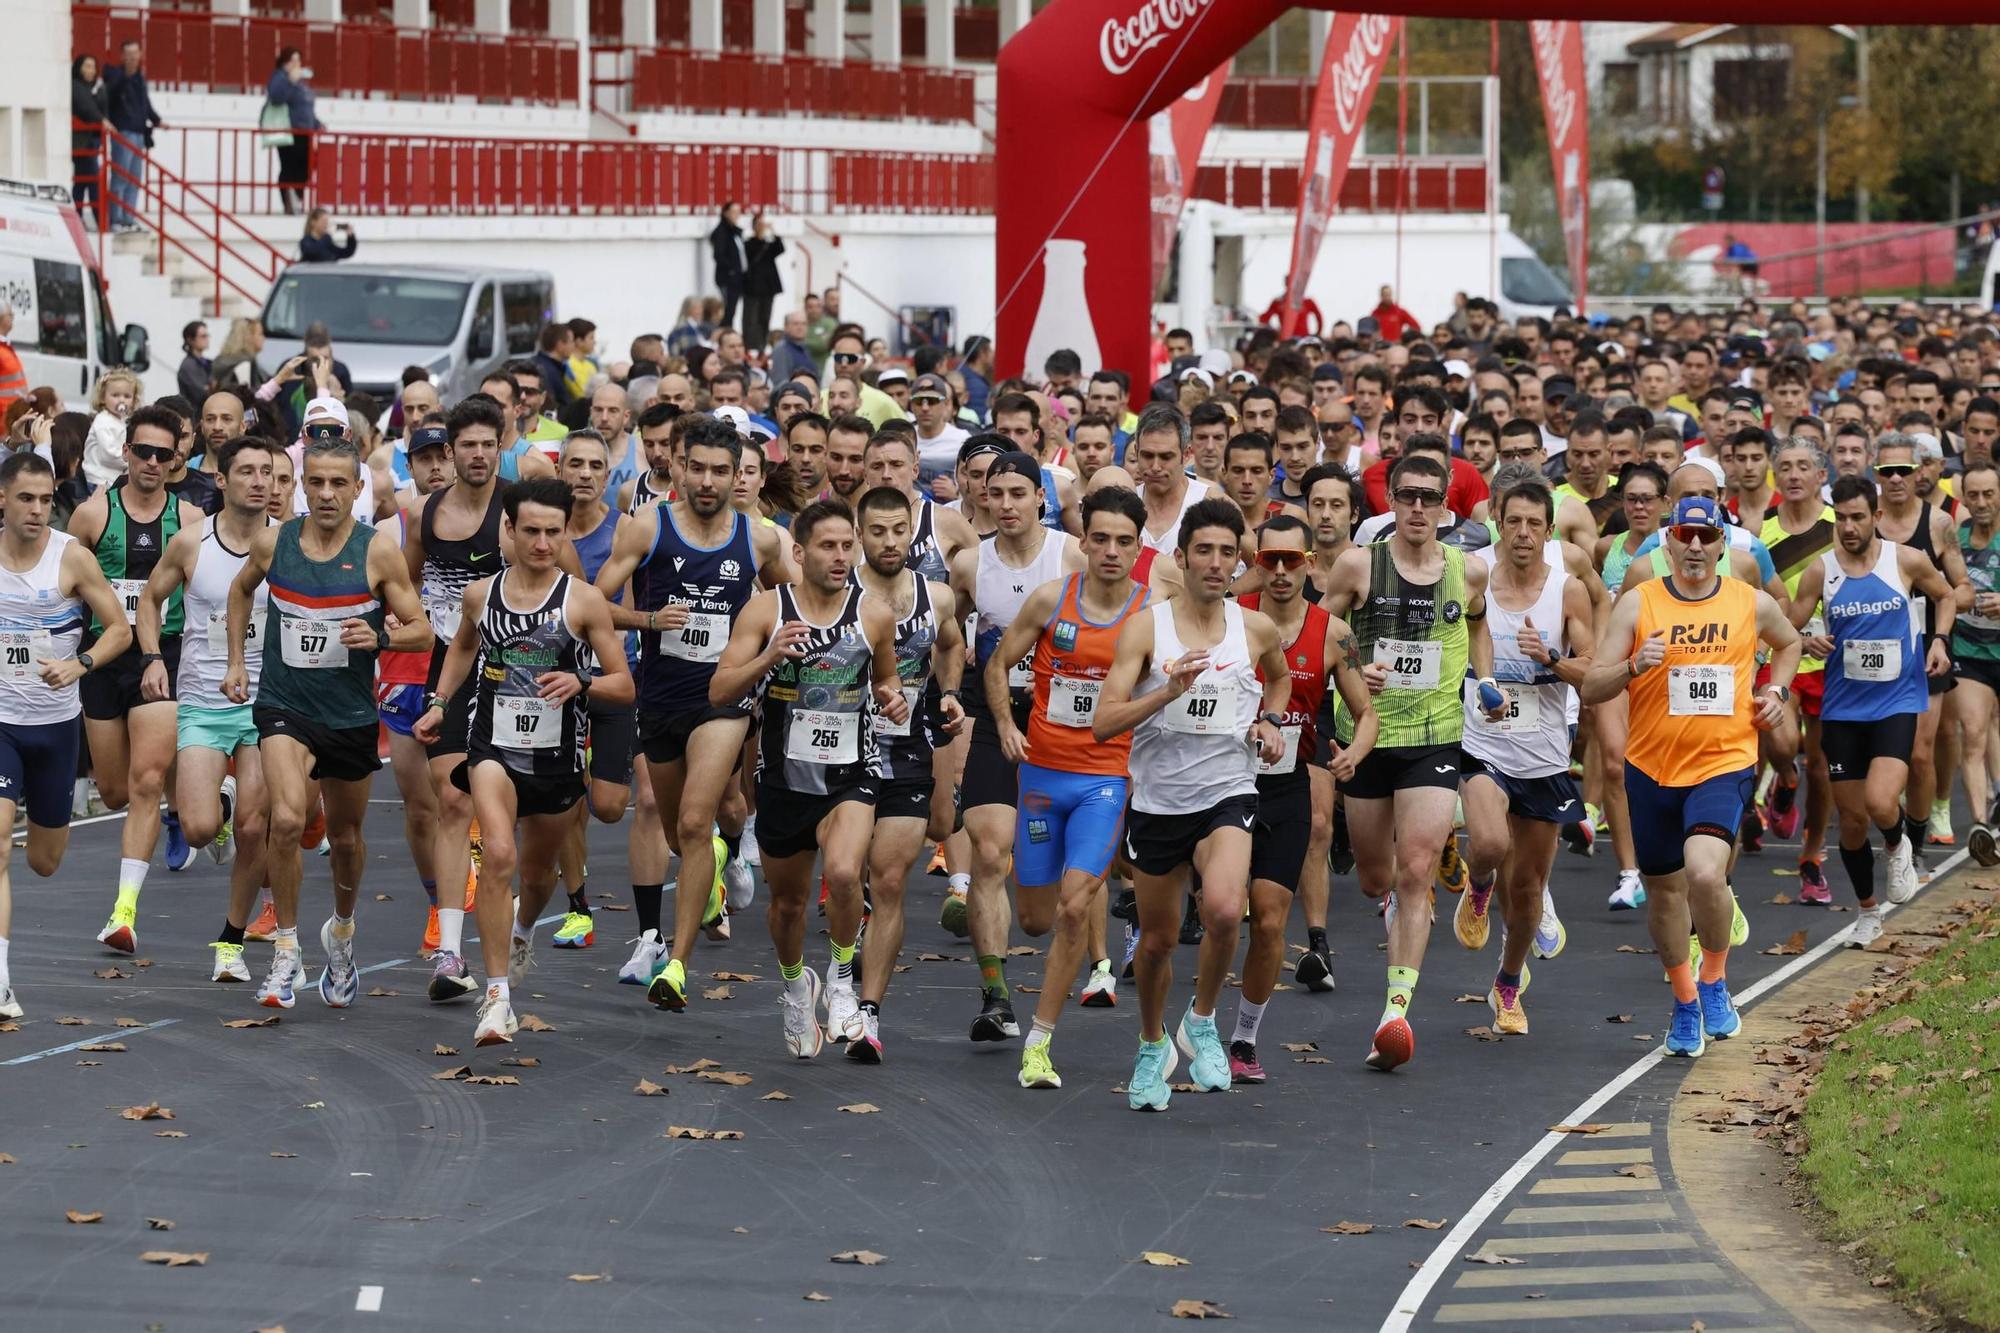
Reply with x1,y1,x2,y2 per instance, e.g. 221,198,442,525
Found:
1150,61,1231,293
1529,19,1588,314
1280,13,1400,337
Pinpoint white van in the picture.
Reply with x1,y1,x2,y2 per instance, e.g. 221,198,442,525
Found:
259,264,557,403
0,179,150,405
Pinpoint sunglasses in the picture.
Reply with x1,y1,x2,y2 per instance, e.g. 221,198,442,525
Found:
1392,487,1446,508
303,422,346,442
1253,549,1311,572
1669,524,1724,544
1320,422,1353,435
832,352,862,364
1624,492,1662,505
129,444,175,465
1874,463,1917,477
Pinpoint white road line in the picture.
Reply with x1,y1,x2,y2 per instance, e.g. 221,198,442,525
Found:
1381,848,1969,1332
1,1017,181,1066
355,1285,384,1312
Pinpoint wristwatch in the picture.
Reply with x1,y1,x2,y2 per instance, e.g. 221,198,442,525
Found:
1761,683,1791,702
423,691,446,713
573,671,592,696
139,652,164,664
1259,711,1285,727
78,651,96,672
375,627,391,653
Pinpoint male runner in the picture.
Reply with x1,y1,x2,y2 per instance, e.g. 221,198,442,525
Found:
1128,406,1215,578
1952,462,2000,865
981,486,1151,1089
1790,475,1955,943
70,404,206,952
709,498,909,1057
415,477,633,1045
1293,464,1361,989
1221,432,1307,533
0,452,131,1018
1758,437,1838,897
224,439,431,1010
1583,495,1802,1058
616,402,682,513
1095,498,1289,1109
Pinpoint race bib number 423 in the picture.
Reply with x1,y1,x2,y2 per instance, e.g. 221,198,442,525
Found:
1376,637,1442,691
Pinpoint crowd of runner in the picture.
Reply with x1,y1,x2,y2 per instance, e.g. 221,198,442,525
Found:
2,291,1994,1105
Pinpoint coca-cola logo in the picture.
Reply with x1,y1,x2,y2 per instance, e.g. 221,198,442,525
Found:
1531,21,1579,146
1328,16,1396,136
1100,0,1214,77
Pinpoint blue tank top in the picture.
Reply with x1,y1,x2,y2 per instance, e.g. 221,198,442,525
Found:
1039,465,1064,533
634,506,758,714
1820,540,1925,721
571,505,619,585
497,438,533,482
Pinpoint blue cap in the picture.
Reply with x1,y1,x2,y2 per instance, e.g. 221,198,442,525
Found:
1670,495,1725,530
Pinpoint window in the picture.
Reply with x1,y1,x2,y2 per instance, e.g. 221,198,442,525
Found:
34,259,87,361
468,284,495,360
501,281,553,355
264,272,471,345
1603,62,1639,116
1712,57,1789,123
1502,256,1574,308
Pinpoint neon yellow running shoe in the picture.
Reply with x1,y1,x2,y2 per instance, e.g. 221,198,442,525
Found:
1018,1041,1062,1089
703,837,730,941
1728,892,1749,948
647,956,688,1011
552,911,595,949
97,901,138,954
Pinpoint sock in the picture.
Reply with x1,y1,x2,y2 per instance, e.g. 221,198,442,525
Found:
1468,871,1494,901
721,830,742,862
1187,1003,1214,1025
947,872,970,897
1232,997,1266,1045
1307,926,1328,953
1771,776,1797,814
331,912,355,941
978,954,1008,998
421,877,438,906
486,978,510,1003
116,857,149,912
437,907,465,955
859,998,879,1018
567,888,589,915
784,967,812,998
512,920,532,945
0,935,10,989
217,921,246,946
1839,841,1875,904
1666,961,1697,1003
275,926,299,952
1383,965,1419,1023
633,883,663,937
1697,944,1728,985
1026,1017,1054,1049
1904,813,1926,846
779,957,804,982
1880,820,1905,850
829,938,856,988
1495,968,1522,992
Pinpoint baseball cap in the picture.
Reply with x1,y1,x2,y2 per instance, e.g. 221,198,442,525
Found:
302,395,349,429
877,366,910,387
407,425,449,456
1443,359,1472,379
1178,367,1215,390
1670,495,1725,530
1226,369,1259,387
1542,375,1577,403
985,451,1045,487
910,373,951,402
1311,363,1344,383
713,405,752,437
774,381,816,409
1198,349,1233,379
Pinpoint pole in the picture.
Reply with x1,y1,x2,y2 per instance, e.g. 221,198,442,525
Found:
1854,26,1871,223
1815,111,1827,297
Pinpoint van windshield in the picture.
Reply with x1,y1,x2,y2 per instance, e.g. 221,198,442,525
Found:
1501,256,1573,308
264,271,471,345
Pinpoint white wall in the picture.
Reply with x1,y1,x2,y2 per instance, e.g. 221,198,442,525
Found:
3,0,70,184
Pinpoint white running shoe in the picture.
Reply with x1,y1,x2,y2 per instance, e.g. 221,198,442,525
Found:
474,989,518,1046
1080,961,1118,1007
1608,870,1646,911
0,984,22,1019
723,857,755,913
618,929,665,985
1532,884,1567,959
782,967,824,1058
742,815,761,868
206,775,237,867
824,982,862,1044
258,948,303,1010
1886,837,1918,904
508,932,536,988
209,940,250,983
1847,906,1885,949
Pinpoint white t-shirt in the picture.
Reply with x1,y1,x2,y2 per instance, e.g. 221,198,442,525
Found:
917,423,971,483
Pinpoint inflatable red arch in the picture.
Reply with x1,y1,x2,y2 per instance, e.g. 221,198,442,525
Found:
994,0,1983,387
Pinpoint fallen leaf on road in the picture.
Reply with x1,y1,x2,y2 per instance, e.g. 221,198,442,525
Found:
75,1060,102,1068
712,971,760,982
1006,946,1040,956
1138,1251,1190,1267
133,959,152,969
499,1057,539,1068
152,1131,187,1139
916,954,961,962
463,1075,520,1086
268,1151,297,1159
1403,1218,1447,1229
665,1059,723,1074
0,1153,14,1163
1296,1055,1331,1064
1606,1014,1633,1024
759,1090,792,1101
1769,893,1794,905
600,902,631,911
699,1070,753,1087
1169,1299,1231,1319
1015,984,1040,993
804,1291,830,1301
1322,1221,1374,1235
1281,1042,1319,1053
830,1250,887,1265
366,988,398,997
1464,1026,1502,1041
517,1014,555,1033
664,1126,743,1140
633,1080,669,1096
732,1226,749,1234
433,1045,459,1056
66,1210,103,1224
433,1066,471,1082
92,967,128,980
1762,930,1809,956
78,1043,126,1053
221,1016,280,1028
1464,1251,1523,1265
567,1272,609,1283
702,985,734,1001
146,1218,174,1230
120,1104,174,1121
375,894,392,902
55,1016,91,1025
1614,944,1654,954
113,1017,144,1028
1550,1123,1610,1134
1616,1164,1658,1179
0,1022,19,1032
1453,993,1484,1003
139,1251,208,1267
838,1103,881,1114
892,965,911,973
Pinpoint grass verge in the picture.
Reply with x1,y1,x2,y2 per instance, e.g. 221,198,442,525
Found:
1800,904,2000,1328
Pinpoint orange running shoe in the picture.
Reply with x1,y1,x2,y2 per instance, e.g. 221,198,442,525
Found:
422,905,441,955
464,863,478,910
246,899,279,942
299,801,327,852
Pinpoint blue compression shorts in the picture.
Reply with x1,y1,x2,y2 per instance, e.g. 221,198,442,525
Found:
1013,762,1128,888
1624,762,1755,878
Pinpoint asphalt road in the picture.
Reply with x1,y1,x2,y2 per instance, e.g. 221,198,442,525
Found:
0,795,1947,1331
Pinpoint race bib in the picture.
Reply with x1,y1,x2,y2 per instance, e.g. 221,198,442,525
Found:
0,629,53,683
1046,675,1100,728
786,708,859,765
875,685,923,739
1474,681,1541,734
1164,678,1237,734
1256,723,1302,775
662,610,727,663
493,694,560,750
1667,664,1734,716
279,614,348,670
1006,656,1032,690
1844,637,1901,682
205,609,257,658
111,578,146,625
424,591,462,642
1376,637,1442,691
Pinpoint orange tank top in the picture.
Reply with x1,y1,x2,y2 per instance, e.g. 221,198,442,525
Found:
1025,574,1148,776
1625,575,1760,787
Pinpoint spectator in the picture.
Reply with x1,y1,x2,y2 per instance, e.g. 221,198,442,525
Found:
565,318,601,401
71,55,108,221
767,310,816,384
709,202,747,330
49,411,92,530
298,207,357,263
0,300,26,410
265,47,321,217
176,320,212,403
1369,284,1421,343
666,298,705,359
83,367,142,491
101,40,162,232
803,291,837,363
210,317,267,390
532,323,577,411
741,213,785,352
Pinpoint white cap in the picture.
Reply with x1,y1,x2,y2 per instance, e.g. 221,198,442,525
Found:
1198,348,1232,378
1681,453,1728,487
1227,369,1259,386
1443,359,1472,379
876,366,910,386
1178,367,1214,390
302,396,350,429
713,405,752,437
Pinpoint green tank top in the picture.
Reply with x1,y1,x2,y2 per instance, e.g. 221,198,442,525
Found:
92,483,184,636
1336,542,1468,748
258,518,384,730
1957,524,2000,662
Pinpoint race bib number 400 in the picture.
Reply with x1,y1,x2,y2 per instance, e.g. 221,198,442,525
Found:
0,630,53,683
663,611,727,664
786,708,859,765
1667,664,1734,716
493,695,560,750
280,615,348,670
1376,637,1442,691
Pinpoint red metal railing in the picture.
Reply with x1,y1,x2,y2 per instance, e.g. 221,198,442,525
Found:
1214,76,1314,131
1189,160,1490,214
72,5,578,107
613,47,974,123
901,6,1000,61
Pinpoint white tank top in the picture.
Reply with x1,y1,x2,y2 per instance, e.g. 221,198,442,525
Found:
1129,599,1262,815
0,529,86,725
975,529,1069,690
1462,557,1573,777
1478,539,1580,728
180,514,270,710
1142,481,1209,553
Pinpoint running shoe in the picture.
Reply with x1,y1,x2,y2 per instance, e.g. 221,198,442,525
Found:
421,905,441,955
248,899,278,943
1590,801,1608,833
1179,893,1205,945
210,940,250,983
1739,807,1764,854
1531,886,1566,959
846,1007,884,1063
1018,1041,1062,1089
1294,944,1335,993
508,933,536,989
1365,1016,1414,1071
0,985,20,1019
1697,976,1741,1040
1175,1004,1229,1091
1886,836,1918,904
939,889,970,940
722,856,755,913
1929,799,1954,845
743,822,761,868
619,929,665,985
1127,1036,1179,1112
1227,1040,1266,1084
96,903,137,955
1798,859,1832,905
427,949,476,1003
1664,997,1706,1057
1970,821,2000,868
969,990,1019,1042
300,801,327,853
1110,887,1137,923
1488,980,1528,1035
474,989,518,1047
552,911,595,948
1766,784,1802,840
702,839,730,940
1435,837,1469,894
207,775,237,866
258,948,302,1010
926,843,947,876
1120,921,1140,980
318,918,357,1008
163,810,197,873
1561,817,1595,858
1608,869,1646,910
1079,960,1117,1007
1848,906,1885,949
647,957,689,1012
1453,877,1494,951
1728,891,1750,947
782,967,824,1058
825,983,862,1044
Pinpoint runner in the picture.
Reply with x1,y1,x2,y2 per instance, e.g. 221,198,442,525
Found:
1128,405,1215,584
1788,475,1955,945
1237,515,1376,1079
979,485,1150,1089
1582,495,1802,1058
67,404,206,953
1094,498,1290,1109
708,498,910,1057
616,402,682,513
223,438,432,1010
848,485,966,1061
414,477,633,1045
1594,460,1670,909
1318,450,1508,1071
1293,463,1361,990
0,452,132,1019
1952,461,2000,865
